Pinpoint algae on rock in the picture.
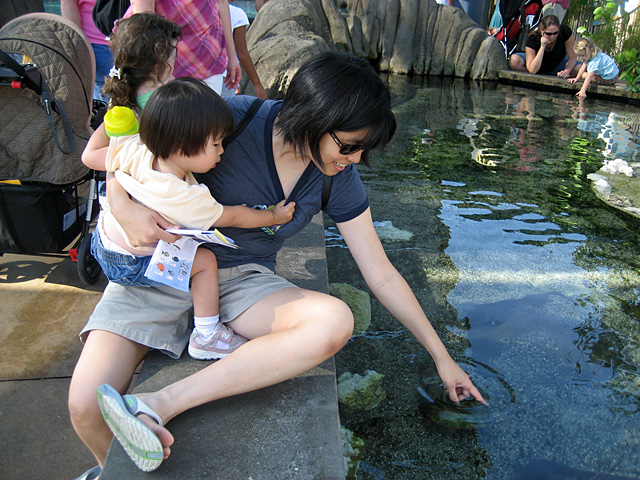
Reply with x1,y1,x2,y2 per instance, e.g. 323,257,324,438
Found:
329,282,372,334
337,370,386,412
341,426,365,479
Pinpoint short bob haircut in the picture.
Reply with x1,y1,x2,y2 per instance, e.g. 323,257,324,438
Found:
139,77,233,159
275,51,397,169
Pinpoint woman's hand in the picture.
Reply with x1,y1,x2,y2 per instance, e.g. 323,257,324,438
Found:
540,36,551,49
107,175,180,248
557,69,571,78
436,357,489,405
271,200,296,225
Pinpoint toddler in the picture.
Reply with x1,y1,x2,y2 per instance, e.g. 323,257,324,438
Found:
102,13,182,111
83,78,295,360
568,38,620,98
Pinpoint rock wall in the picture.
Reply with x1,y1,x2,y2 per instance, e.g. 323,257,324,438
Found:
243,0,507,97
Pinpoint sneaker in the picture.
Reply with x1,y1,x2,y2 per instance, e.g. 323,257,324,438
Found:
188,323,248,360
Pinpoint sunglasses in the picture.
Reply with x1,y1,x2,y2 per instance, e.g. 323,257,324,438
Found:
329,131,364,155
543,31,559,36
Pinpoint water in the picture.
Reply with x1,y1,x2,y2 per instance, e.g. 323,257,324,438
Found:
327,77,640,479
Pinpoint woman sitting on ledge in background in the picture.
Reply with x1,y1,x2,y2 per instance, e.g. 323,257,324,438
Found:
68,51,487,477
509,14,581,78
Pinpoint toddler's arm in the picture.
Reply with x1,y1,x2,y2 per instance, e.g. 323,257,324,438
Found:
82,123,110,171
576,71,596,98
567,62,587,84
214,200,295,229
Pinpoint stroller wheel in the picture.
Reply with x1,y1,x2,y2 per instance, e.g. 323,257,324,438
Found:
77,234,102,285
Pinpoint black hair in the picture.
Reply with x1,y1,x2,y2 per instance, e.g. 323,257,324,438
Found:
274,51,397,169
139,77,233,159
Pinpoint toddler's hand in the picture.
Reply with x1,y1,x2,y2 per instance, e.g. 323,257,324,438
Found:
567,77,578,84
271,200,296,225
576,89,587,98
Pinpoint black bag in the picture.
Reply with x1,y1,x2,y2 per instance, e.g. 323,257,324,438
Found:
0,182,86,253
92,0,130,36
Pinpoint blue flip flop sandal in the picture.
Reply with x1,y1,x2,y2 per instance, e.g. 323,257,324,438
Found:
96,384,164,472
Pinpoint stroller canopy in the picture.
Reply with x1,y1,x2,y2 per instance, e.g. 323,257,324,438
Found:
0,13,94,185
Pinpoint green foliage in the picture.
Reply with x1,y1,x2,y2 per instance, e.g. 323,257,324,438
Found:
617,48,640,92
576,0,623,39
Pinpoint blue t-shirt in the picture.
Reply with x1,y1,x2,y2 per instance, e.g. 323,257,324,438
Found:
194,96,369,271
587,52,619,80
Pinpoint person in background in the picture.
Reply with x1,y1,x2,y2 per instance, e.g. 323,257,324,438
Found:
488,0,502,34
1,0,43,28
509,14,580,78
568,37,619,98
541,0,570,23
127,0,241,95
61,0,112,101
222,0,267,99
255,0,270,11
452,0,491,29
102,13,181,111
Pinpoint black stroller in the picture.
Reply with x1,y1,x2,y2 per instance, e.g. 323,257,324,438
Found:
492,0,543,58
0,13,103,284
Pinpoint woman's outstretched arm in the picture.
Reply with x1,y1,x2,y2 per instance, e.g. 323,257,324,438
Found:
337,208,488,405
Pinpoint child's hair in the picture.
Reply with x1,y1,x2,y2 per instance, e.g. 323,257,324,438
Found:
103,13,182,108
275,51,396,169
532,14,560,38
139,77,233,159
574,37,601,61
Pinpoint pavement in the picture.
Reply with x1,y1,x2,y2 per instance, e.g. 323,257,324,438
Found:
0,213,345,480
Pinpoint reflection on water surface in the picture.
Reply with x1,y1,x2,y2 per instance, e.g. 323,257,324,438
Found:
327,77,640,479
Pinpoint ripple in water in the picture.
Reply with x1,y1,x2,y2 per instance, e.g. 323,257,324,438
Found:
417,355,516,429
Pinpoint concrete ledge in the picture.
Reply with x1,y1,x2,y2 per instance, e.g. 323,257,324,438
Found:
100,213,345,479
498,70,640,105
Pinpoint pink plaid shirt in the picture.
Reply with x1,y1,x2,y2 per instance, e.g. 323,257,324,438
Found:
126,0,228,80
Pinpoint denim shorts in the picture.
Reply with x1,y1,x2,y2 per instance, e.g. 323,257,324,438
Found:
90,228,159,287
92,43,112,101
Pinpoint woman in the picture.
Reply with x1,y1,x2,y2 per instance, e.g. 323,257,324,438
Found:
509,14,580,78
68,51,487,476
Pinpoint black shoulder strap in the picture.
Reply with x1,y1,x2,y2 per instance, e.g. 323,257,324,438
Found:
321,174,332,210
0,50,76,154
222,97,265,149
220,97,332,209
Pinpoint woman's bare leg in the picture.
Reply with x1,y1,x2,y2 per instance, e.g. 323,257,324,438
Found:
134,287,353,446
509,55,527,71
68,330,161,466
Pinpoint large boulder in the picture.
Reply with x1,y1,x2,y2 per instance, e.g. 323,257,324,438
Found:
243,0,507,97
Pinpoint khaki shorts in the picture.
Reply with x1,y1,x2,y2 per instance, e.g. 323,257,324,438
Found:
80,263,296,358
